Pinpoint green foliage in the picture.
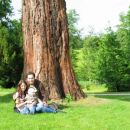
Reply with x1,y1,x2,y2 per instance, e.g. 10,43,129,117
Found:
67,9,84,80
97,27,122,91
0,0,23,88
0,20,23,88
0,0,13,25
67,9,83,49
82,34,100,81
64,94,74,103
70,7,130,92
78,80,108,92
70,49,84,80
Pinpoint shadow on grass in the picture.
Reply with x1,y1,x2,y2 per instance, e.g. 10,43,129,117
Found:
0,92,70,112
0,93,14,103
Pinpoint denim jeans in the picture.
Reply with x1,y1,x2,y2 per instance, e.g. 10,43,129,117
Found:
19,106,30,115
27,105,37,114
36,103,57,113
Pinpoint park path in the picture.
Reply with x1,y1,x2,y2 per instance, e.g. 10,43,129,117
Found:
1,91,130,96
87,92,130,96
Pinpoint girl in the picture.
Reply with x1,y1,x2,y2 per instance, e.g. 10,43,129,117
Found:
13,80,29,114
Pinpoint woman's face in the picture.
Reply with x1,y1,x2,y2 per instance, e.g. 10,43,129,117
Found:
20,83,27,92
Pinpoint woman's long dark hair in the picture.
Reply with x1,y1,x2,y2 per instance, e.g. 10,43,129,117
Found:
16,80,28,98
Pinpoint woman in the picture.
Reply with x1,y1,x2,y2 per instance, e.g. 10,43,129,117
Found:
13,80,29,114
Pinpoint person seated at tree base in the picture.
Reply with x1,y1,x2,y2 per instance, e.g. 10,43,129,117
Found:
25,86,57,113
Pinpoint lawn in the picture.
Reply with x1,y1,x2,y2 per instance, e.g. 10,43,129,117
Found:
1,88,130,130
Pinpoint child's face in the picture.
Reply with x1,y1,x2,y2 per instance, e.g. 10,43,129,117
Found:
28,88,36,96
31,91,36,96
20,83,27,92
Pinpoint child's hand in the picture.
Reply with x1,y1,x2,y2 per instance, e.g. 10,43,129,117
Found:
26,100,34,104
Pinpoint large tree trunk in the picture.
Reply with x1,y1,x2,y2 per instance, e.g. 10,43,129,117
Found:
22,0,85,100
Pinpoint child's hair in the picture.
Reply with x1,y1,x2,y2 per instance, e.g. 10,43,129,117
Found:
17,80,28,98
28,87,37,94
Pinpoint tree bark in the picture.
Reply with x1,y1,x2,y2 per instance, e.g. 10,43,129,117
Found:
22,0,85,100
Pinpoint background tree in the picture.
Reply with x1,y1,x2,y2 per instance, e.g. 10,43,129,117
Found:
0,0,13,25
67,9,83,79
0,0,23,88
67,9,83,50
22,0,85,100
82,33,100,82
0,20,23,88
97,27,122,91
115,7,130,91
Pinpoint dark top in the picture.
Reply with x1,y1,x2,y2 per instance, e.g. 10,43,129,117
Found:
34,79,47,102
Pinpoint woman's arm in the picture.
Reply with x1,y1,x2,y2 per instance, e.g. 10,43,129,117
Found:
13,92,19,100
37,98,48,106
15,99,27,108
37,98,43,104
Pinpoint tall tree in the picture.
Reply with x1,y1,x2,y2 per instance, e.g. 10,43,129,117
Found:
0,0,23,87
22,0,85,100
82,34,100,81
97,28,121,91
67,9,83,49
115,6,130,91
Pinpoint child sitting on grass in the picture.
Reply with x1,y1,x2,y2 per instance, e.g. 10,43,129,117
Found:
25,86,58,113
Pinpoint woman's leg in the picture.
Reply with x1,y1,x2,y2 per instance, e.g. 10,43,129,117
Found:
19,106,29,114
36,103,57,113
36,103,43,112
43,106,57,113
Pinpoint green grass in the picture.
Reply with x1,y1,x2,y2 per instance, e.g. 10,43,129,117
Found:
79,81,108,93
0,87,16,93
1,88,130,130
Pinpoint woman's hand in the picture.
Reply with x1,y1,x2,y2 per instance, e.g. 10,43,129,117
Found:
43,101,48,106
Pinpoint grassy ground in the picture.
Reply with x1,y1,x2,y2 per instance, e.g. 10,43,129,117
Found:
79,81,108,93
1,88,130,130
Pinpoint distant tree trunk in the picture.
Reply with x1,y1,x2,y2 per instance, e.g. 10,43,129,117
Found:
22,0,85,100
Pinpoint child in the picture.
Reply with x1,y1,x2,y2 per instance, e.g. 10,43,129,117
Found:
26,86,57,113
25,86,42,114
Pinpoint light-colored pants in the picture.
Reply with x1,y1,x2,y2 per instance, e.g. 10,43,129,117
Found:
36,103,57,113
19,106,29,115
27,104,37,114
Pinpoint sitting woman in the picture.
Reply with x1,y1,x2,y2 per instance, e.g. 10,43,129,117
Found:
13,80,29,114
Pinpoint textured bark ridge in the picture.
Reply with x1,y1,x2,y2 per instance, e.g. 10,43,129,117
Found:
22,0,85,100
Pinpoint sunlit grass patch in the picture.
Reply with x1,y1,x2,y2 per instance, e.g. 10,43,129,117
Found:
75,96,110,106
1,88,130,130
79,81,108,93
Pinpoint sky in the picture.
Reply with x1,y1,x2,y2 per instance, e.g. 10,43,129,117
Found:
11,0,130,35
